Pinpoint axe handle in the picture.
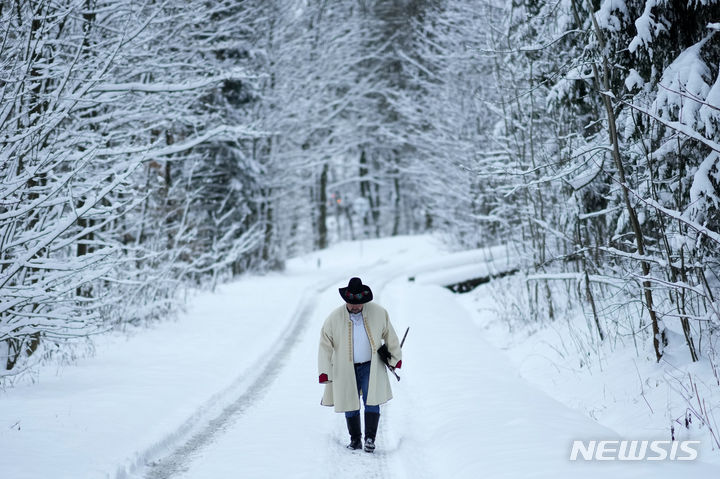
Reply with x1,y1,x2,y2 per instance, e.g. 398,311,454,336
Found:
400,327,409,348
388,327,409,382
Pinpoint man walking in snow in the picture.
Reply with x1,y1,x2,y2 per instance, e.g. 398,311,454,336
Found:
318,277,403,452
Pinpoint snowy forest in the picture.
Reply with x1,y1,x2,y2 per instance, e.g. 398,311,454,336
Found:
2,0,720,391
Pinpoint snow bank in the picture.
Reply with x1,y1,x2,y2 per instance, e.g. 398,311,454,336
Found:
458,274,720,471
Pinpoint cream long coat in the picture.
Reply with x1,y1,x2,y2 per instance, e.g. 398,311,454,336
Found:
318,301,402,413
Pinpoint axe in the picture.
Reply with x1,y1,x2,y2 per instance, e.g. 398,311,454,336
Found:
378,327,409,381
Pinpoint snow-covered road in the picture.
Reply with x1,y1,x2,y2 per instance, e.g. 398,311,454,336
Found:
2,236,719,478
141,238,720,479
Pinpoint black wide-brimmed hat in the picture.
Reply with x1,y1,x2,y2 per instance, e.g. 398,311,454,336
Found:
339,277,373,304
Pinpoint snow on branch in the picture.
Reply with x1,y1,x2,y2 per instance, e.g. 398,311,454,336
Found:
525,272,626,288
0,163,142,290
91,124,266,161
618,97,720,153
628,0,667,53
636,193,720,246
91,69,255,93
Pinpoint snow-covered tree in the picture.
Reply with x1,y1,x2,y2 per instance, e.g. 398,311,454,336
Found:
0,0,262,378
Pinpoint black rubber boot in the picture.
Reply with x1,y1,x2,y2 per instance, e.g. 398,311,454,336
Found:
346,414,362,450
364,412,380,452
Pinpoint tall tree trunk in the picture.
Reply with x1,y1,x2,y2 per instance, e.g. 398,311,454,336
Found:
359,149,370,235
392,177,401,236
579,0,666,361
317,163,328,249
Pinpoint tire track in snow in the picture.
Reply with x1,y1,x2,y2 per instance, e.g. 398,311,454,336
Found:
137,278,336,479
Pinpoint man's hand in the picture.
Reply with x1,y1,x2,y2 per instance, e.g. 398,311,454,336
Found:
319,373,329,383
378,344,392,364
394,360,402,369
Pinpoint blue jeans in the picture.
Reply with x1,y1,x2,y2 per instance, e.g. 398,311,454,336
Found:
345,361,380,418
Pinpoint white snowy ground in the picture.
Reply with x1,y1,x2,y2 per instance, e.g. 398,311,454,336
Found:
1,235,719,479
